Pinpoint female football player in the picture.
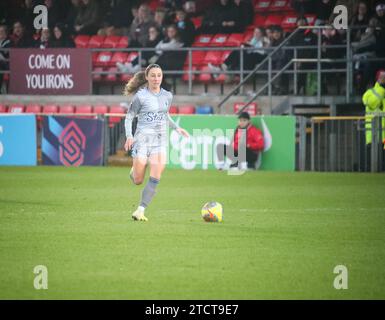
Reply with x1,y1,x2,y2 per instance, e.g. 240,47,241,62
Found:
124,64,189,221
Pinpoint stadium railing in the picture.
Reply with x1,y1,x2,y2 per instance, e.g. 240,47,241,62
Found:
296,114,385,172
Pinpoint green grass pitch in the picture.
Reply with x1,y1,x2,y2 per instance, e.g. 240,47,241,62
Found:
0,166,384,299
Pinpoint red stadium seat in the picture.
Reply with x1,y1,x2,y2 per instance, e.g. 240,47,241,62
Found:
105,67,118,82
198,66,212,84
8,104,25,113
92,52,99,65
110,52,129,66
109,105,125,126
210,34,229,47
243,31,255,43
233,102,258,116
264,14,284,27
117,36,129,48
0,104,8,113
270,0,291,12
182,65,197,82
25,104,41,114
74,35,90,48
76,105,93,114
225,33,244,47
178,105,196,114
191,50,207,66
169,106,179,114
127,51,139,62
101,36,121,48
42,104,58,114
221,50,231,62
213,72,228,84
93,67,104,82
59,105,75,114
88,35,105,48
192,34,213,47
253,15,266,27
281,14,298,32
254,0,272,12
203,51,224,65
95,51,113,67
93,105,109,114
75,104,93,118
191,16,203,29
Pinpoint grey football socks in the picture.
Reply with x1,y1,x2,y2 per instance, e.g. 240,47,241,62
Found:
139,176,160,208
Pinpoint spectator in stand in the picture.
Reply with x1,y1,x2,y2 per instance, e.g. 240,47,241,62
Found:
270,25,289,95
175,7,196,46
65,0,82,34
0,25,10,91
44,0,61,29
10,21,32,48
154,7,169,37
127,4,157,47
216,112,265,170
150,24,185,71
290,16,318,95
117,26,163,73
233,0,254,29
352,3,385,89
200,0,243,34
321,24,344,94
315,0,335,26
35,27,51,49
369,2,385,29
51,23,75,47
208,26,269,77
74,0,101,35
18,0,35,33
97,0,133,36
350,1,371,42
265,26,274,43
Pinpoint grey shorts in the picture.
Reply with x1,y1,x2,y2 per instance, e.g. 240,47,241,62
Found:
131,133,167,158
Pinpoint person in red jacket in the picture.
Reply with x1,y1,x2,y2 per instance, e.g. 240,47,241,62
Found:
217,111,264,169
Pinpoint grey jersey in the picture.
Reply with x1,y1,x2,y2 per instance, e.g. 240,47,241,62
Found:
125,87,180,139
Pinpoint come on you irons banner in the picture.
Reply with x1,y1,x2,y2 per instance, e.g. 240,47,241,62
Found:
10,48,91,95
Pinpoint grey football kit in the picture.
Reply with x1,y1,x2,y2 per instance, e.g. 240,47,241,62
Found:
125,87,180,158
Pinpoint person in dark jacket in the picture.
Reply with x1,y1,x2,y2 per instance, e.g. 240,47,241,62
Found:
9,21,32,48
200,0,242,34
289,17,318,94
0,24,11,91
51,23,75,48
175,8,196,46
217,112,265,170
74,0,101,35
270,25,289,95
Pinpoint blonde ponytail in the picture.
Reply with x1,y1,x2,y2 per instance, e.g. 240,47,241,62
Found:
123,71,147,96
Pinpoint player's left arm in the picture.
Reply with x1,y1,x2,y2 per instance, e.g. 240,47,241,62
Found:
167,93,189,137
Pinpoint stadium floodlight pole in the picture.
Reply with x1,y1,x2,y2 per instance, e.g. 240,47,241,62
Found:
217,27,304,110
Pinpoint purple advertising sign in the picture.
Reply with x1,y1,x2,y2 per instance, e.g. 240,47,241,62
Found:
9,48,91,95
42,116,104,166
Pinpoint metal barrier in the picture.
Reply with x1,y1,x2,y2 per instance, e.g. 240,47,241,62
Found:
296,115,385,172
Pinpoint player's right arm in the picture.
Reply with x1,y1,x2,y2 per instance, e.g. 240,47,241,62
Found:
124,95,141,152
